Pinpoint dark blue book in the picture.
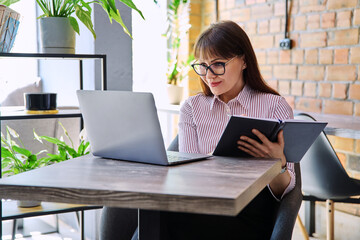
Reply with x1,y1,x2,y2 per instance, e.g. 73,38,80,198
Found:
213,115,327,163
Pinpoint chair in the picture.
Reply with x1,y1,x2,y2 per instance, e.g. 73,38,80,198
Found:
294,112,360,240
167,135,303,240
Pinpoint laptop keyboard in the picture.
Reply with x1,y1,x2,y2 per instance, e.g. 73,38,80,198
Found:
167,153,192,163
166,151,199,163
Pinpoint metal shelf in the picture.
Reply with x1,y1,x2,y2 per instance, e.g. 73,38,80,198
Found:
0,52,107,239
2,200,101,221
0,107,81,120
0,52,106,60
0,52,107,90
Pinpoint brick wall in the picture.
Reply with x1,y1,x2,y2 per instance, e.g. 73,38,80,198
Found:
185,0,360,216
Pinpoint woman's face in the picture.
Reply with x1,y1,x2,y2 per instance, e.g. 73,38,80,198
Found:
198,55,247,103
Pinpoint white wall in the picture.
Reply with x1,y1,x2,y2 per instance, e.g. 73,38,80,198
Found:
132,0,167,104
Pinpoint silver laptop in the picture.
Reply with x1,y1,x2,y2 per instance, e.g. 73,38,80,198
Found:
76,90,211,165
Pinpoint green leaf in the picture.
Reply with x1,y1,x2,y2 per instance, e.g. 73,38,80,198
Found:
78,141,90,155
78,141,85,155
46,153,62,159
109,8,132,38
36,0,51,17
37,159,51,167
28,154,37,163
1,146,14,159
69,16,80,35
64,145,78,158
95,0,132,38
13,146,32,157
45,154,64,163
0,0,20,7
38,136,66,147
58,147,68,160
119,0,145,20
75,5,96,39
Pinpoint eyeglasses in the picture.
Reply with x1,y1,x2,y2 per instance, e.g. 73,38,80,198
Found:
191,56,238,76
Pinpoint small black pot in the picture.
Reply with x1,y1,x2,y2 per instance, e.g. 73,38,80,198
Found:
25,93,57,111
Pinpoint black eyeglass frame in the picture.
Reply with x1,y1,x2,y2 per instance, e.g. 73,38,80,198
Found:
191,56,238,76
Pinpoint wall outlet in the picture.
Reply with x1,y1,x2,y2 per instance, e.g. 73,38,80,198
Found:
279,38,292,50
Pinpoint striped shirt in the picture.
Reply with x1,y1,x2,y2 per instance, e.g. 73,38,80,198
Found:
178,84,295,200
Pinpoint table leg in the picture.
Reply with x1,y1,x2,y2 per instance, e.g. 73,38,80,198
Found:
11,219,17,240
80,210,85,240
139,210,167,240
0,200,2,240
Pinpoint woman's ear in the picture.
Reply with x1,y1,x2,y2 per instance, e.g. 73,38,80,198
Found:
241,55,247,69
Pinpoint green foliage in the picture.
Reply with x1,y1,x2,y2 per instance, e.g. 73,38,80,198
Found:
35,0,145,39
0,0,20,7
167,54,194,85
164,0,192,85
1,126,50,177
34,121,90,163
1,122,90,177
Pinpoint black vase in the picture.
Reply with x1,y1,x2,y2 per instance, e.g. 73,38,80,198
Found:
24,93,57,111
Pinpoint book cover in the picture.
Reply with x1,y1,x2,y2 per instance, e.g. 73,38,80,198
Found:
0,5,20,52
213,115,327,163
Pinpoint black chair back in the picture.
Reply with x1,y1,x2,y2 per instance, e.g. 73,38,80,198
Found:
295,113,360,199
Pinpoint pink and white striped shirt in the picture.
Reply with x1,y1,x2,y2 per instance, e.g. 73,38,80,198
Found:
178,84,295,200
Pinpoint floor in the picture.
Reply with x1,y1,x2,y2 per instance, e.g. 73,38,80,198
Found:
2,215,82,240
4,205,360,240
292,219,323,240
2,215,315,240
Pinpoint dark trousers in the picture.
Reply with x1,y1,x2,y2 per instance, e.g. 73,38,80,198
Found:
100,187,279,240
165,187,279,240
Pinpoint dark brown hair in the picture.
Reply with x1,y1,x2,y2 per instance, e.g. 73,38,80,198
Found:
193,20,279,96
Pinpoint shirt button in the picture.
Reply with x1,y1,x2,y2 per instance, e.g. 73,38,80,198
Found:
225,106,231,115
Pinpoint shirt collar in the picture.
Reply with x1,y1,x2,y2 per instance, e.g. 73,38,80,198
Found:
209,84,253,111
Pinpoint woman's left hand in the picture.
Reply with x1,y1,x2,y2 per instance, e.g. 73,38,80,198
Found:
237,129,286,166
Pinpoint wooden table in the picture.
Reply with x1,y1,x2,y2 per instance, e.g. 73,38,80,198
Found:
303,112,360,139
0,155,281,239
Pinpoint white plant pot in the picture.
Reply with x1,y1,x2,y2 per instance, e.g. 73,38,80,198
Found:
40,17,75,54
17,200,41,208
167,84,184,105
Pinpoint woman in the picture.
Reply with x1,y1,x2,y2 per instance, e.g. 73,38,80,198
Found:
171,20,295,239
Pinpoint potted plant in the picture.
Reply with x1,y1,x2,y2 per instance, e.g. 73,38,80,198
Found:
35,0,145,53
0,0,21,52
1,123,90,207
164,0,193,105
1,126,50,207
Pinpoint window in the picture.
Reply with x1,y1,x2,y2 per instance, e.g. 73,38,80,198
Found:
0,1,37,104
